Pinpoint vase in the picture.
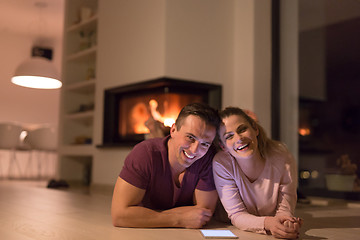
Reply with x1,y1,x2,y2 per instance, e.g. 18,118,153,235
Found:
325,174,356,191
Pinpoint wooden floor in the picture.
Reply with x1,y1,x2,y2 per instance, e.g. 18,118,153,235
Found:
0,180,359,240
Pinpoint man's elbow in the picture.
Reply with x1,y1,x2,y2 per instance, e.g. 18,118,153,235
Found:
112,214,122,227
111,210,128,227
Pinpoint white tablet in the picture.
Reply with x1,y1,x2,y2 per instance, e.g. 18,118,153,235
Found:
200,230,238,239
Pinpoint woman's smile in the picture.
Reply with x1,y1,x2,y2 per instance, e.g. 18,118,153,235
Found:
235,143,249,151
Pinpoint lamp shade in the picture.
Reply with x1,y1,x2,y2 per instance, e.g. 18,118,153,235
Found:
11,56,62,89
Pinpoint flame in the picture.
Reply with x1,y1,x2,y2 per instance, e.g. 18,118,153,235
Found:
149,99,162,121
149,99,177,127
128,99,181,135
299,127,311,136
163,118,175,127
130,102,150,134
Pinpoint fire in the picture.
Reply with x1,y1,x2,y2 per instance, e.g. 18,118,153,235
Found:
149,99,177,127
163,118,175,127
129,99,180,135
130,103,150,134
299,127,311,136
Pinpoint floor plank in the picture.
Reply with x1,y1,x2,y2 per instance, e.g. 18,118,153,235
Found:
1,180,360,240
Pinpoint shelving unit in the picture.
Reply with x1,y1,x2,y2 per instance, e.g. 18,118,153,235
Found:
66,14,98,33
66,46,97,61
66,78,96,93
65,110,94,124
58,0,98,184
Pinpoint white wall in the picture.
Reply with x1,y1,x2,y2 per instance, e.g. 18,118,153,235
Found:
280,0,299,160
93,0,167,185
164,0,234,90
91,0,272,186
237,0,271,134
0,6,63,129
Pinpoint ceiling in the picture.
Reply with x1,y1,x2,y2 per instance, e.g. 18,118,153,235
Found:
0,0,359,42
0,0,64,39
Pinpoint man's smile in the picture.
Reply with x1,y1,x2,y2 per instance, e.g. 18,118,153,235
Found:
183,150,195,159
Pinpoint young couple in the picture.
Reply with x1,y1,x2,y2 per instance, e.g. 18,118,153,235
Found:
111,103,302,239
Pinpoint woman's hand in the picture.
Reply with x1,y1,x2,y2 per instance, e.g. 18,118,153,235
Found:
264,216,300,239
284,217,303,233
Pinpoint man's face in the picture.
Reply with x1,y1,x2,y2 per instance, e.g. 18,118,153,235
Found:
170,115,216,169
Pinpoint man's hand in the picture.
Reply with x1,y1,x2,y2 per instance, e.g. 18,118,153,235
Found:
112,177,215,228
264,216,299,239
163,206,212,228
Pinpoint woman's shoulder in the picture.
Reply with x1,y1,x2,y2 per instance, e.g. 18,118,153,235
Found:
213,151,235,169
213,151,236,176
214,150,233,163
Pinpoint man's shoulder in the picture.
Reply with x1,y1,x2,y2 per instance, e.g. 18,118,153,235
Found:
121,137,169,179
134,136,167,151
127,136,169,165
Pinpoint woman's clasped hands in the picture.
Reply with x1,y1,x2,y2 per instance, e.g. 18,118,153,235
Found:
264,215,303,239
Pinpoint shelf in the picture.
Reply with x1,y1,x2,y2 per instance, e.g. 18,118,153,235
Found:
59,0,98,183
300,187,360,201
66,79,96,93
66,110,94,121
66,14,98,33
59,144,94,156
67,46,97,61
66,111,94,126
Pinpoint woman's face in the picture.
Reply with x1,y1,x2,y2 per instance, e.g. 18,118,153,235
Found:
221,114,259,160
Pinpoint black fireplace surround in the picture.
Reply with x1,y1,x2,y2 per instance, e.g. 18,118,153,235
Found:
100,77,222,147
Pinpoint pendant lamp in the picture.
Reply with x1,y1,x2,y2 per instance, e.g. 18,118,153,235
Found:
11,56,62,89
11,1,62,90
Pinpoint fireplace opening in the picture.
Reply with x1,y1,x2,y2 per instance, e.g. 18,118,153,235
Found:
100,77,222,147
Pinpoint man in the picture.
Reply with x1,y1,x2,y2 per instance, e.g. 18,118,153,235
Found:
111,102,221,229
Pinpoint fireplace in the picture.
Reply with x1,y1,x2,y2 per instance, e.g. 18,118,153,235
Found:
100,77,222,147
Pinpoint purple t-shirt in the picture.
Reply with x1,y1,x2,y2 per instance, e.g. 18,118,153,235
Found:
119,136,216,210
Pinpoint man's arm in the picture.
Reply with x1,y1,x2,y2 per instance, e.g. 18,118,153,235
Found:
111,177,212,228
194,189,218,213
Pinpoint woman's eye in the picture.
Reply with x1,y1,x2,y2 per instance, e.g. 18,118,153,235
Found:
225,134,233,140
237,126,247,134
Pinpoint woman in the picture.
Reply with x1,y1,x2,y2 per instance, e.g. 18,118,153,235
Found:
213,107,302,239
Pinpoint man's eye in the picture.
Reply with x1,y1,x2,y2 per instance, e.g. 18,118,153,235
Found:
201,142,210,148
187,135,195,142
